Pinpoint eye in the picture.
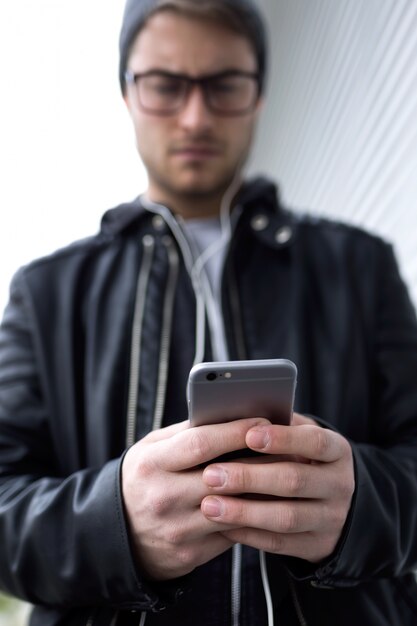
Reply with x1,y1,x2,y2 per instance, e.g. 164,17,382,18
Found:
146,76,184,97
210,79,240,94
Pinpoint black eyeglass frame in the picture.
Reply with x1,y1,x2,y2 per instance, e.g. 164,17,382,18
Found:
124,69,261,116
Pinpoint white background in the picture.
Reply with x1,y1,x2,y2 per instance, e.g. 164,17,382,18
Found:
0,0,146,314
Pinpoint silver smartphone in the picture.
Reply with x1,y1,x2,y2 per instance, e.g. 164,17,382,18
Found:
187,359,297,427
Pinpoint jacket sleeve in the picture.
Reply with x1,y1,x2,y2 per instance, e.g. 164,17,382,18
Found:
0,270,171,611
294,242,417,588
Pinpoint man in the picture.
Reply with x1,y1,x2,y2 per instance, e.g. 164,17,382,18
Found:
0,0,417,625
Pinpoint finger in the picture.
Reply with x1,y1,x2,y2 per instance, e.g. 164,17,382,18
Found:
127,466,244,537
201,496,334,534
134,467,211,510
155,418,270,471
141,420,190,444
221,527,330,562
246,423,350,463
203,460,336,499
166,506,245,542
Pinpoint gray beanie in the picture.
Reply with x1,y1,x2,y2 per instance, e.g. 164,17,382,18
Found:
119,0,268,94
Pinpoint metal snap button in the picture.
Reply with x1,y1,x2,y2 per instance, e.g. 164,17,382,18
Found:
152,215,165,231
275,226,292,244
251,214,269,231
142,234,154,247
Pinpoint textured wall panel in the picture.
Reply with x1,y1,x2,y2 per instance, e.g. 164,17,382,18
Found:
251,0,417,306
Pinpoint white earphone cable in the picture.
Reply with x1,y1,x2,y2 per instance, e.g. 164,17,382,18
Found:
260,550,274,626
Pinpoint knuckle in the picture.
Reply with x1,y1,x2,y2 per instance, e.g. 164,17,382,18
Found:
233,464,252,492
136,455,155,480
149,494,172,517
268,533,285,554
314,428,331,457
276,505,298,532
175,545,196,568
327,504,346,530
280,428,293,450
340,435,353,457
285,466,306,496
231,498,247,524
324,493,351,531
165,523,187,546
187,429,209,461
340,474,355,500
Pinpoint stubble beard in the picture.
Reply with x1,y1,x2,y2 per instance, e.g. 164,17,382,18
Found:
147,149,250,210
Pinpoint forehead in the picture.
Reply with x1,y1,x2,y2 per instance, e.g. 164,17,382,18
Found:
127,10,257,74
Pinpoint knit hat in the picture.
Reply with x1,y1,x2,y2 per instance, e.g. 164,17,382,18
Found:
119,0,268,94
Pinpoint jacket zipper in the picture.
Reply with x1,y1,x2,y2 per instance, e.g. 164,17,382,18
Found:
130,234,179,626
231,543,242,626
152,235,179,430
140,197,207,364
86,235,156,626
126,235,155,448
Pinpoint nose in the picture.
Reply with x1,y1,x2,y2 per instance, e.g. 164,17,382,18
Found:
177,85,214,131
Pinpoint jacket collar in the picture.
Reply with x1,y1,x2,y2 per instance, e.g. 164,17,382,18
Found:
99,177,296,248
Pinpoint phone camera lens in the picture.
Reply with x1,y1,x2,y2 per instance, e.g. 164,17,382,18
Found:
206,372,217,381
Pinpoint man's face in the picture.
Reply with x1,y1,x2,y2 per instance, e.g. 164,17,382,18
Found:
124,10,261,212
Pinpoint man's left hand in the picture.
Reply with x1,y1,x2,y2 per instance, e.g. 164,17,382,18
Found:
201,413,355,562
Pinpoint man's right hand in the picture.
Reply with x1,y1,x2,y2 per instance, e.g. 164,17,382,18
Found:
121,418,268,580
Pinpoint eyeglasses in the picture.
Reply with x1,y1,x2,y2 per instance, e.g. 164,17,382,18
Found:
124,70,260,116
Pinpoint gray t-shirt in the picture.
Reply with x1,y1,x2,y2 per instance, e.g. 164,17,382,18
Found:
182,216,229,361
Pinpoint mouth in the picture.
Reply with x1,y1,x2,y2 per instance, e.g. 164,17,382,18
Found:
170,143,223,160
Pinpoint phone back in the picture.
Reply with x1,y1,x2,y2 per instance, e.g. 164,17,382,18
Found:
188,359,297,427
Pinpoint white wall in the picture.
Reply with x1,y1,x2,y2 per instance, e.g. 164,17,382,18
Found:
0,0,147,314
252,0,417,307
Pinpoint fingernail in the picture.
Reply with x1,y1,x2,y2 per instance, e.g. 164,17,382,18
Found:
204,467,227,487
247,427,270,450
202,497,224,518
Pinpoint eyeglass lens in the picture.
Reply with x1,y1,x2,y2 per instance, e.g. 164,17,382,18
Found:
135,73,258,114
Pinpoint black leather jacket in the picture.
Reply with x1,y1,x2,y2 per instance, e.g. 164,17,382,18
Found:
1,179,417,626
